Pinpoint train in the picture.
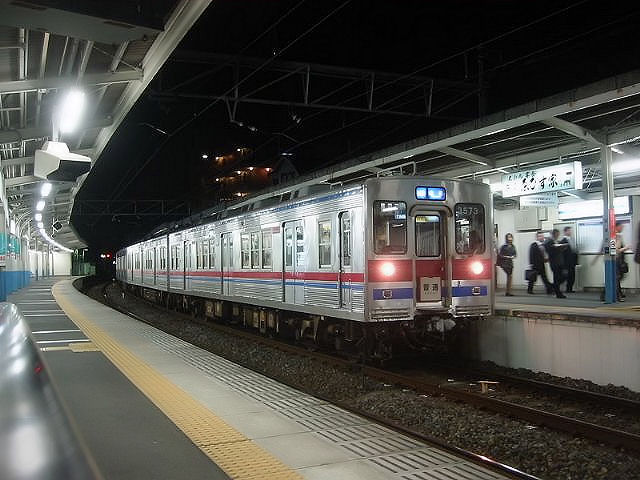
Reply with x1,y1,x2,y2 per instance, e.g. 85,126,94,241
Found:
116,175,493,359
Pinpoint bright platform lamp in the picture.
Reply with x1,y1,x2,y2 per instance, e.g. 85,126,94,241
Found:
57,90,86,134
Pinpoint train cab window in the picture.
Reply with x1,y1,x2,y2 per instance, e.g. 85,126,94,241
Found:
373,201,407,254
295,225,304,266
241,234,250,268
318,221,332,268
415,215,441,257
251,232,260,268
340,212,352,267
454,203,485,255
261,231,272,268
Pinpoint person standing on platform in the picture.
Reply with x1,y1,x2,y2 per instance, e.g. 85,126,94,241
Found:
498,233,517,296
527,231,553,294
615,221,631,301
545,229,568,299
560,226,578,293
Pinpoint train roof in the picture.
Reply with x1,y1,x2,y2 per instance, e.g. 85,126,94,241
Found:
135,174,487,245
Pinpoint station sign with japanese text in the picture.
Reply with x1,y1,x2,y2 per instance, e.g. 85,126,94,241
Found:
519,192,558,208
501,161,583,198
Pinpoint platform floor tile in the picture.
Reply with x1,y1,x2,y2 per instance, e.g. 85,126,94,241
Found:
53,279,508,480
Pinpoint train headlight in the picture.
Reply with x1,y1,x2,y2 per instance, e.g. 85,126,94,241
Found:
470,261,484,275
380,262,396,277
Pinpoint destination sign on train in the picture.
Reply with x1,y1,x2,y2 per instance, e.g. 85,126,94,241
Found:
415,186,446,201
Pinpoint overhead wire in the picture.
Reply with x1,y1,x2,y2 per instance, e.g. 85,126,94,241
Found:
109,0,351,201
249,0,592,163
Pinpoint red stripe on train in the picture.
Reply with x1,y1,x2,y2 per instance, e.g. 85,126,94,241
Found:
180,270,365,282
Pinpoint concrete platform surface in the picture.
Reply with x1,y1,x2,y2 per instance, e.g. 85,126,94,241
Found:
15,277,509,480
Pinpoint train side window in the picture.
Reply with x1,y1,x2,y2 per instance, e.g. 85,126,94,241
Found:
415,215,441,257
203,241,209,269
262,231,272,269
340,212,351,267
318,221,332,268
373,201,407,254
251,232,260,268
454,203,485,254
208,240,215,269
284,227,293,267
295,225,304,266
241,234,250,268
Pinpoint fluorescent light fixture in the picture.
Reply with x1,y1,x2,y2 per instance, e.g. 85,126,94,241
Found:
37,222,43,229
496,168,510,174
36,200,45,211
201,154,208,159
38,225,73,253
611,147,624,155
40,182,52,197
57,89,86,134
558,196,630,220
612,159,640,174
34,213,42,222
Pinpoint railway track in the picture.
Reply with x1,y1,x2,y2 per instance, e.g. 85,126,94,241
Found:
90,279,640,462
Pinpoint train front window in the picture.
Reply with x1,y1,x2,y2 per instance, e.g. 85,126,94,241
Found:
454,203,485,254
415,215,441,257
373,201,407,254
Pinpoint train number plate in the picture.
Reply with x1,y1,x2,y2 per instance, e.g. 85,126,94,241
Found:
420,277,441,302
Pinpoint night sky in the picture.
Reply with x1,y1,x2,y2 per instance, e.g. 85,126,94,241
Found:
73,0,640,253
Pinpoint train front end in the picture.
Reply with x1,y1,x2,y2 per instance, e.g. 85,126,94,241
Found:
364,177,493,339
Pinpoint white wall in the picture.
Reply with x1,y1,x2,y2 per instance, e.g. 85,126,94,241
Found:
52,252,71,275
462,315,640,392
494,195,639,290
28,250,72,276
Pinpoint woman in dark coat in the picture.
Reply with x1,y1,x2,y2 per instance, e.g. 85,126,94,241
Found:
498,233,517,296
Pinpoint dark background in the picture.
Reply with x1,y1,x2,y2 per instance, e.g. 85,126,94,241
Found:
72,0,640,253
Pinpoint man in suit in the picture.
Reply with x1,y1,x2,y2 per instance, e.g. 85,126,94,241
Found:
528,231,553,294
545,229,568,299
560,226,578,293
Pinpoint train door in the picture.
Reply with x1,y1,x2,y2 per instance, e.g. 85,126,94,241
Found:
338,212,352,310
283,221,304,304
221,233,233,295
414,210,447,308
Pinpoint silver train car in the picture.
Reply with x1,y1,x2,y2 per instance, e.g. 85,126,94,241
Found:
116,176,493,357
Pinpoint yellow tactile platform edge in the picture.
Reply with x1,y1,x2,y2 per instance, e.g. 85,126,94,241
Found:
52,283,302,480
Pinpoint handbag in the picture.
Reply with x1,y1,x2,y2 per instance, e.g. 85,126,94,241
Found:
619,260,629,274
525,269,537,282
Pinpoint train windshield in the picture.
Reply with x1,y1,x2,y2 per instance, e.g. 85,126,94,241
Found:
454,203,485,254
373,201,407,254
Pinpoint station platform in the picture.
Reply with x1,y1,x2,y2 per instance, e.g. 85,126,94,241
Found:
495,289,640,323
10,277,508,480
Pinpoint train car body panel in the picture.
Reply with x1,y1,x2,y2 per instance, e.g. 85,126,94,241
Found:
116,177,493,341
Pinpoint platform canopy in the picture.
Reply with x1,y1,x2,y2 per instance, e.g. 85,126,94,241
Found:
0,0,211,251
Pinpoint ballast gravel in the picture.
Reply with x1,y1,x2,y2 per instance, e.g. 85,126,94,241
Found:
81,279,640,480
